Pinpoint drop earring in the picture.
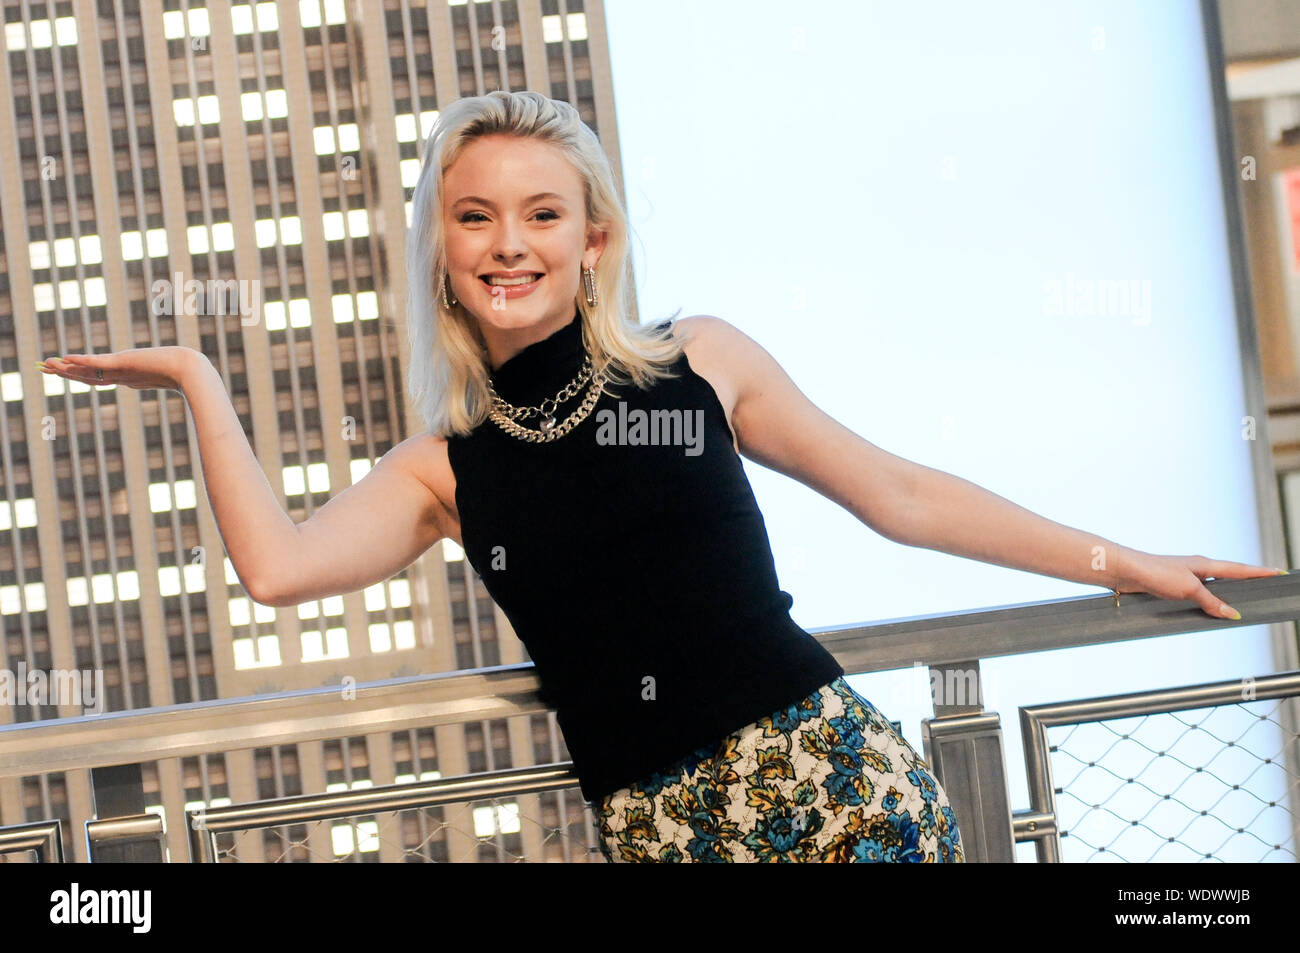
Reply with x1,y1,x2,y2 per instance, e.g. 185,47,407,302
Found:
582,264,598,307
441,272,458,309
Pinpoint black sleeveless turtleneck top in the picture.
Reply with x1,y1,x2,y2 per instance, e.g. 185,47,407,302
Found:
446,310,844,802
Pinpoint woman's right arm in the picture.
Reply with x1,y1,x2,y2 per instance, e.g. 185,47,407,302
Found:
179,352,448,607
45,348,448,608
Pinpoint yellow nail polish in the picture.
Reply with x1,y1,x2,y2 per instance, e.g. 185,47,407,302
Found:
1228,609,1241,620
1277,569,1289,575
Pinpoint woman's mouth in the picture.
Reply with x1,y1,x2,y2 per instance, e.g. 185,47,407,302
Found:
479,273,544,298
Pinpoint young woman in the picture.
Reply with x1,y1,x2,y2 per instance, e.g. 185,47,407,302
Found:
39,90,1281,863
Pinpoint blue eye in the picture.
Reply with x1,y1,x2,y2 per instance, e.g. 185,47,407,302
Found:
457,210,559,223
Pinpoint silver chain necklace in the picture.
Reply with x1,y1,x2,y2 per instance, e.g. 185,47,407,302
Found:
485,351,608,442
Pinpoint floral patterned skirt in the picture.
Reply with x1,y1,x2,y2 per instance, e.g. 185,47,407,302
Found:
592,675,964,862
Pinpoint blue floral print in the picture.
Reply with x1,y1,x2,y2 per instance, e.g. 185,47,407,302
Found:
594,676,964,863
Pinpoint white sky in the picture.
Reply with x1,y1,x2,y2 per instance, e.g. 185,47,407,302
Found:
603,0,1290,861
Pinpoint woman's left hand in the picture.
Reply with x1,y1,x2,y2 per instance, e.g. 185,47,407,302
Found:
1114,552,1285,620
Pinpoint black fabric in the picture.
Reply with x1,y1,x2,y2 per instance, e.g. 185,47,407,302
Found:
446,310,845,802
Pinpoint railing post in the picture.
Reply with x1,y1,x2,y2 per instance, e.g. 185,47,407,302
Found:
920,659,1017,862
88,764,163,862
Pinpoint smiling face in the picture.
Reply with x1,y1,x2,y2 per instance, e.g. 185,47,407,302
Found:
442,133,605,369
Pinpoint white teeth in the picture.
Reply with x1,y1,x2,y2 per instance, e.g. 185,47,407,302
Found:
486,274,541,286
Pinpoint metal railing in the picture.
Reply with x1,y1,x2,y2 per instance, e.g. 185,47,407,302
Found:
1,572,1297,862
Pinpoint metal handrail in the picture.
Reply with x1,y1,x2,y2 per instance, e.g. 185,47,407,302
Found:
1020,669,1300,862
2,573,1294,778
0,819,65,862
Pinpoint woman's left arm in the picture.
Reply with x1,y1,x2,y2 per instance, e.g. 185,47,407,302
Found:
679,315,1283,621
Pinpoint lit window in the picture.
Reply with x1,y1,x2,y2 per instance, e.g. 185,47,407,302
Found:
265,90,287,118
197,95,220,125
147,228,168,258
188,8,211,37
473,803,520,837
1,373,22,403
13,499,35,528
117,571,140,601
230,4,255,35
174,479,197,509
395,115,417,143
241,92,264,122
212,222,234,251
84,278,107,307
29,240,51,269
300,627,348,661
148,482,172,512
158,566,181,597
331,293,353,323
187,226,209,255
350,457,373,483
289,298,311,327
65,577,89,607
442,539,465,562
322,212,345,240
57,280,81,309
264,301,287,331
172,99,196,127
233,635,281,669
400,158,420,188
308,462,329,492
224,558,239,585
120,232,143,261
323,0,347,24
53,237,76,267
394,619,415,650
346,208,369,237
420,111,438,137
369,623,392,652
322,595,344,616
54,16,77,45
79,235,102,264
330,820,379,855
357,291,378,320
2,586,22,615
91,573,115,603
5,23,27,50
283,465,306,495
389,579,411,608
256,2,279,31
229,597,251,626
25,582,48,613
299,0,322,28
280,216,302,245
255,218,277,247
183,563,205,593
313,125,334,155
336,123,359,152
163,11,186,39
28,19,52,48
405,200,413,228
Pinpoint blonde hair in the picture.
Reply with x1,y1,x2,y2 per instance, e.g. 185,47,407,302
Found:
405,90,685,437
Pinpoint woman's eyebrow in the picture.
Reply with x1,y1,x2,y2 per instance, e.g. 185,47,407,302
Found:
450,192,566,209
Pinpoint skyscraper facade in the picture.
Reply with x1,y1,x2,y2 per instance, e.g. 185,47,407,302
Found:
0,0,625,862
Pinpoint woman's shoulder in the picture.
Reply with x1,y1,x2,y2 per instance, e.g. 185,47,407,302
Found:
657,314,742,454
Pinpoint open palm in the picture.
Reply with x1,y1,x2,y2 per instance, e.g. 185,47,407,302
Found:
38,346,196,392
